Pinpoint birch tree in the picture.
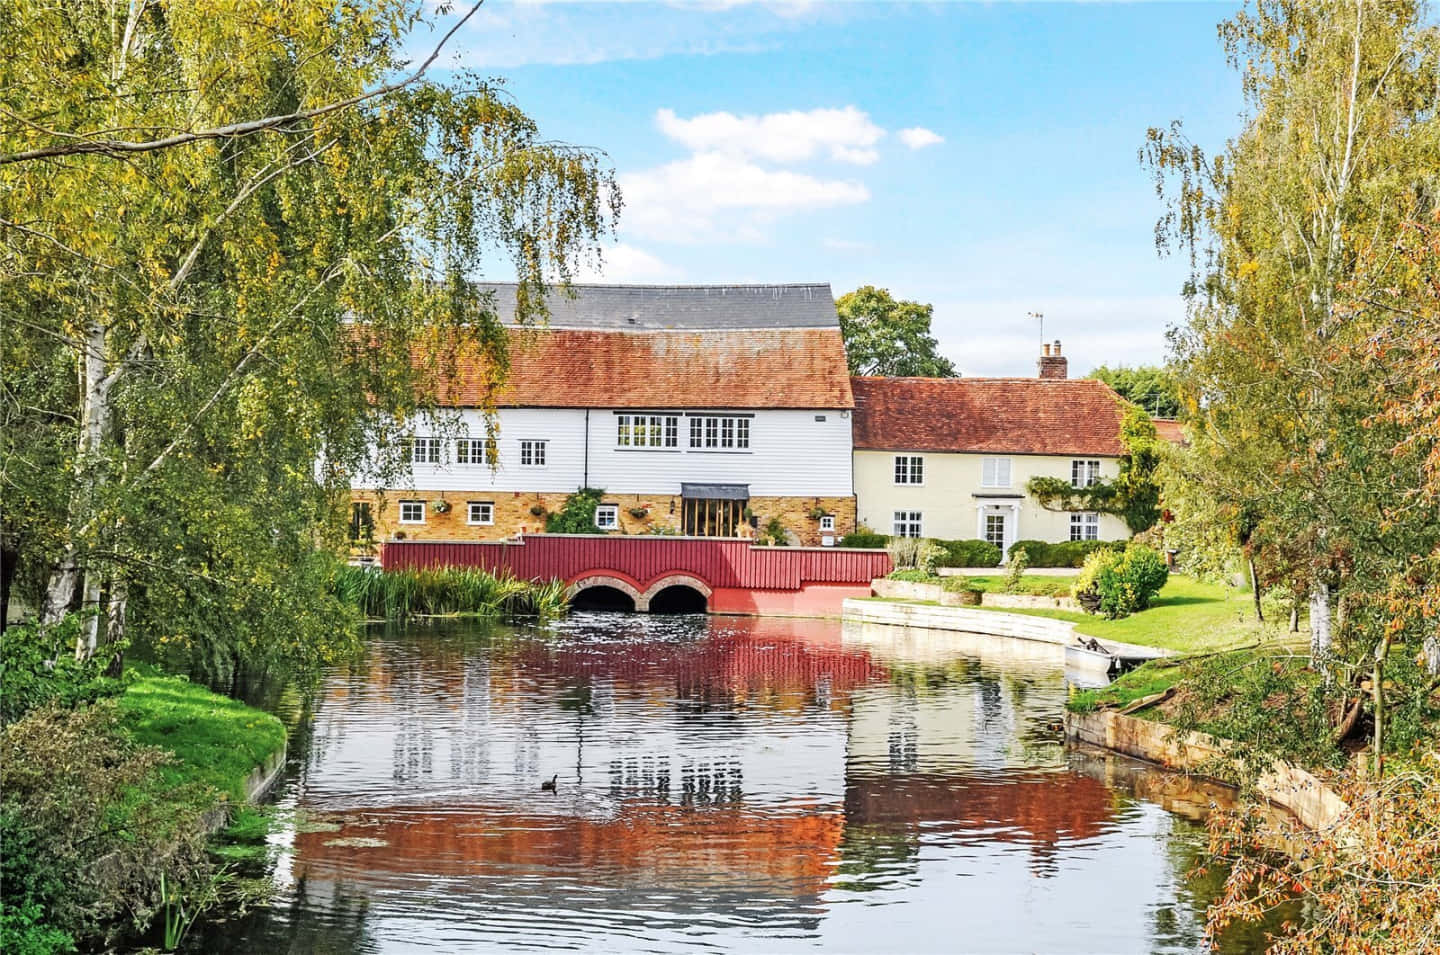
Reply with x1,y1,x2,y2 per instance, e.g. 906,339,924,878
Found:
0,1,618,675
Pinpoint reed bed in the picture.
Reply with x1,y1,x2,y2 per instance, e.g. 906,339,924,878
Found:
332,565,568,620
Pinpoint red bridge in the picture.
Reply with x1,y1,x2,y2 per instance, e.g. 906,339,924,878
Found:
381,535,891,616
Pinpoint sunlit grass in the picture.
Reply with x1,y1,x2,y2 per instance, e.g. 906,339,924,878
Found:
331,565,568,620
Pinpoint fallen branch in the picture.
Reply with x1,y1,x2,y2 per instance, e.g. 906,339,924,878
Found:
1119,686,1177,715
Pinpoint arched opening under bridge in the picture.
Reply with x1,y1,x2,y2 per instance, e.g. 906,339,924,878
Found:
647,584,709,615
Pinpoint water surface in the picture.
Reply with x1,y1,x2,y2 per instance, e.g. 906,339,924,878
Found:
195,613,1269,954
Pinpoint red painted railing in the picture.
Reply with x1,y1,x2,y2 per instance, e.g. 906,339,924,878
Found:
380,534,891,591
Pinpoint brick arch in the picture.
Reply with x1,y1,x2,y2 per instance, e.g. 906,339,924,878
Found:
567,573,646,610
641,574,713,607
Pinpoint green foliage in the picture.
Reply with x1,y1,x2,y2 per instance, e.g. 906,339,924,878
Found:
758,517,791,547
1006,538,1123,568
933,538,1003,568
886,569,936,583
0,702,213,948
1067,660,1182,714
839,532,888,549
1088,364,1181,418
1003,547,1030,593
331,566,567,621
836,286,957,377
545,488,608,534
0,617,123,726
887,537,940,574
1,0,617,679
0,891,74,955
1073,544,1169,618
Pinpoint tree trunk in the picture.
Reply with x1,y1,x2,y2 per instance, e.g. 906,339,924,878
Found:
1309,581,1332,662
0,544,16,632
1248,557,1264,622
1289,601,1299,633
1424,629,1440,679
104,577,127,678
76,569,102,659
1372,656,1385,779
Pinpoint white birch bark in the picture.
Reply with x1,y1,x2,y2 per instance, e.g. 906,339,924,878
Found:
1309,580,1333,662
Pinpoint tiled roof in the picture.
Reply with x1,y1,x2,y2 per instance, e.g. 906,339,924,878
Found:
851,377,1127,455
476,282,839,330
1152,418,1187,445
439,327,854,409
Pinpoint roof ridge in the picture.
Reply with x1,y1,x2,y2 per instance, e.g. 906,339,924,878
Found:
479,281,832,291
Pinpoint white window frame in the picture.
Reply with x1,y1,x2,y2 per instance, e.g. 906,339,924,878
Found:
892,510,923,538
403,436,441,465
893,455,924,486
616,413,680,450
981,456,1012,488
1070,511,1100,541
519,439,547,468
456,438,497,466
467,501,494,526
399,500,426,524
688,414,751,451
820,515,836,532
1071,459,1102,489
594,504,619,530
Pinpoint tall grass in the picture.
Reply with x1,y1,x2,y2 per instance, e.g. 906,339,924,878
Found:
332,565,568,620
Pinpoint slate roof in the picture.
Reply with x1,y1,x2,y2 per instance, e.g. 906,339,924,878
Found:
437,326,854,409
476,282,839,330
851,377,1128,456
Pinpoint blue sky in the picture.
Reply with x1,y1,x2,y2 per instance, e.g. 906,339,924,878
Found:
428,1,1244,377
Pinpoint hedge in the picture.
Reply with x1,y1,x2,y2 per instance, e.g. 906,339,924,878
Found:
1007,538,1126,568
839,532,888,549
934,539,1003,568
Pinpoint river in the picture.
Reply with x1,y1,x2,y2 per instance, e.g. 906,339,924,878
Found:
191,612,1277,954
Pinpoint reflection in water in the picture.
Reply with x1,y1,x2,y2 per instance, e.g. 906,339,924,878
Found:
192,613,1261,954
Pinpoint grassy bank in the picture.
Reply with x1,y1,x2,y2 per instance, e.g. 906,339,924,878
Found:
118,666,287,802
332,565,567,621
975,576,1262,654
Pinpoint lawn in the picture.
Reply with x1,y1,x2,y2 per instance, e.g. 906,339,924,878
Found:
118,666,287,802
971,575,1266,654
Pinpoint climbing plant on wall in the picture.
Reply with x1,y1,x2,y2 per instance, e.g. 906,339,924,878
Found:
1026,404,1162,533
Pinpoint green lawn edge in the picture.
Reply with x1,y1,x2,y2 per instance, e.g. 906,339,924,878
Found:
117,665,287,803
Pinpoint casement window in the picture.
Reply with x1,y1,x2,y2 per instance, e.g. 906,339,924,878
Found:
399,500,426,524
893,455,924,485
617,414,679,449
519,439,547,467
1070,512,1100,541
688,415,751,450
820,515,835,532
981,456,1012,488
1071,459,1103,489
402,436,441,465
594,504,619,530
984,513,1006,548
467,501,494,526
456,438,498,466
892,510,923,538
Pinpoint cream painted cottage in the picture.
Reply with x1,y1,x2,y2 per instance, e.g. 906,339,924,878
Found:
850,343,1135,556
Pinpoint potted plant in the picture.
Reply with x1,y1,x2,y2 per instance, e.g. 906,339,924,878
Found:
628,506,649,519
529,503,546,517
807,506,826,521
430,499,451,514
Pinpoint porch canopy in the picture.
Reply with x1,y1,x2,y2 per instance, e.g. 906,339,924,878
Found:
681,483,749,500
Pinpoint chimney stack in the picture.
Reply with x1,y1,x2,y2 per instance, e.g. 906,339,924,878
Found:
1037,339,1068,379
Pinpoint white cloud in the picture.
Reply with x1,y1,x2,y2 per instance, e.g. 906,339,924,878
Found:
620,151,870,242
823,237,874,251
898,126,944,150
574,243,683,283
655,106,884,165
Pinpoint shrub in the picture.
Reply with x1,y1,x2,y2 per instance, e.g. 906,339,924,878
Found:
933,539,1003,568
0,617,123,727
759,517,790,546
1071,544,1168,618
1008,538,1125,568
1003,547,1030,593
545,487,606,533
839,532,887,549
1,702,213,948
887,537,941,574
886,569,936,583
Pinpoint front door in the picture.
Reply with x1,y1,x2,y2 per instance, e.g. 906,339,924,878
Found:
983,508,1010,560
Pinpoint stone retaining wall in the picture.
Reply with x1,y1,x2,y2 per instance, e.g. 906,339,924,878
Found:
869,578,1081,612
842,597,1080,646
1066,710,1348,831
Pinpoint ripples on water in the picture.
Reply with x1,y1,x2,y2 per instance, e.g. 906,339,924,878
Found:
192,613,1267,954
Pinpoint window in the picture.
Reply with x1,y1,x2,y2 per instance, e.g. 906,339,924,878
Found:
456,438,497,466
467,501,494,526
893,455,924,485
984,513,1006,547
616,414,679,449
981,456,1012,488
1071,459,1102,488
820,515,835,532
892,510,923,538
402,436,441,465
594,504,619,530
399,500,425,524
349,502,374,541
688,415,750,450
683,497,747,537
1070,512,1100,541
519,439,547,467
